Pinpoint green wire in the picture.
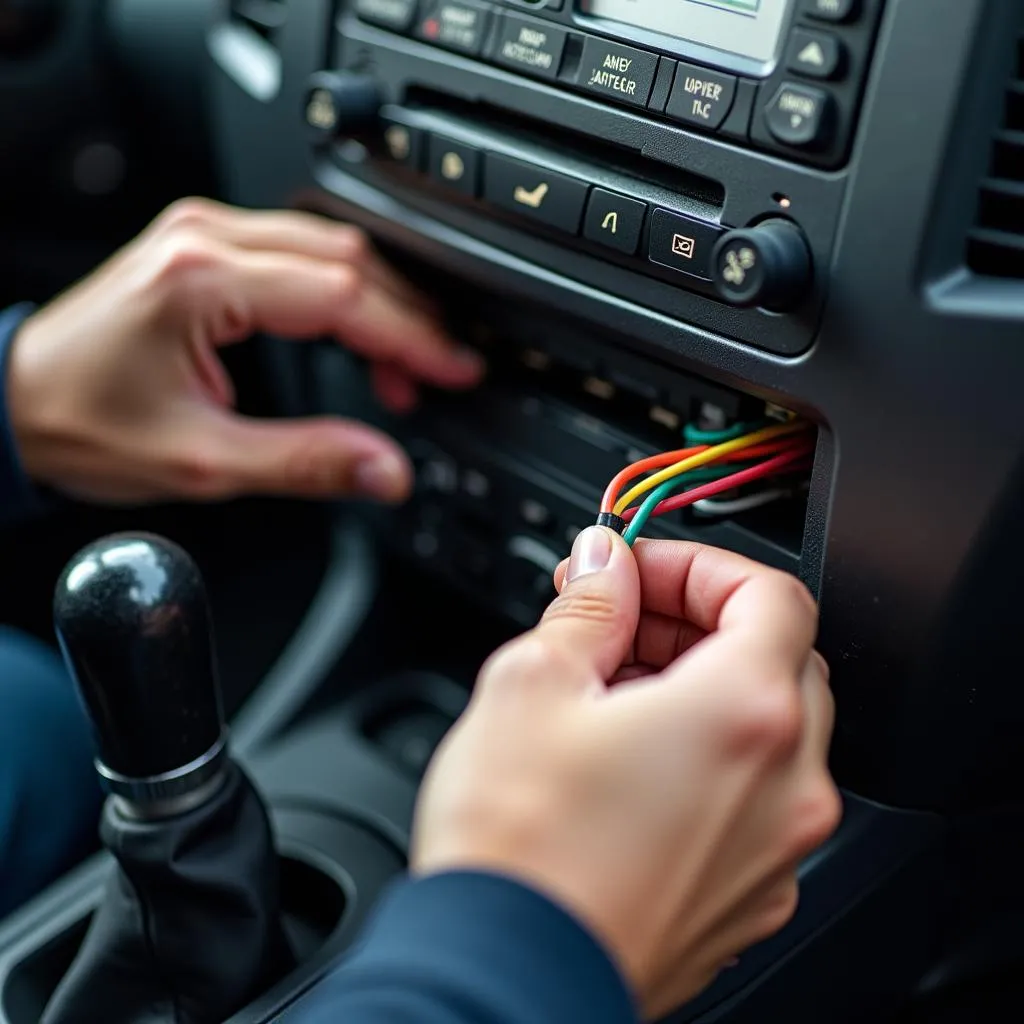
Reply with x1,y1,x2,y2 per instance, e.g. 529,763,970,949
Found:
682,422,748,446
622,463,746,547
682,419,774,447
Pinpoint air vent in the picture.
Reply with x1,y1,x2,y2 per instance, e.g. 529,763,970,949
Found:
966,35,1024,278
209,0,286,102
231,0,288,41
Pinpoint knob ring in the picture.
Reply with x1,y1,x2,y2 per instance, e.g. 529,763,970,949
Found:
96,731,229,809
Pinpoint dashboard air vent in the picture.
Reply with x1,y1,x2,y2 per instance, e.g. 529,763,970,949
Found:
231,0,288,41
966,34,1024,279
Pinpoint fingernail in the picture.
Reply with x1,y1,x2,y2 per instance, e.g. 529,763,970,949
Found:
567,527,613,582
353,452,407,501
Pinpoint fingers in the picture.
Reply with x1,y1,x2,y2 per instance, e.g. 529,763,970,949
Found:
169,402,414,502
512,527,641,686
152,209,483,391
155,198,436,316
372,363,420,414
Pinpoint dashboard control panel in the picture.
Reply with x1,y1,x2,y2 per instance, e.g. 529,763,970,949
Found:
353,0,885,168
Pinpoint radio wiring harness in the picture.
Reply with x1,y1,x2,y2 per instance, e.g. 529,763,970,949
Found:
596,417,815,547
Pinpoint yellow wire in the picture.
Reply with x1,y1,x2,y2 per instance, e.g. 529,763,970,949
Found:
613,421,811,516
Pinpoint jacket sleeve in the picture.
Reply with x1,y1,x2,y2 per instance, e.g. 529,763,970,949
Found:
290,871,638,1024
0,304,44,526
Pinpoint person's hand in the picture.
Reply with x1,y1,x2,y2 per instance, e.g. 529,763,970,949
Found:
6,198,482,505
412,531,839,1018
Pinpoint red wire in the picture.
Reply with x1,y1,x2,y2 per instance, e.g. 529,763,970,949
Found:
620,447,813,523
601,438,811,514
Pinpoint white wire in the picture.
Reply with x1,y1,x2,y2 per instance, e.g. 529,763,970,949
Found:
692,488,792,517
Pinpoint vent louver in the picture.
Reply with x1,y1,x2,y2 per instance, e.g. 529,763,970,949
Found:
966,36,1024,279
230,0,287,42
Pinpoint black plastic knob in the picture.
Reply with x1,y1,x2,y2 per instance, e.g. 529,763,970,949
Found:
54,533,224,783
710,219,813,311
303,71,382,142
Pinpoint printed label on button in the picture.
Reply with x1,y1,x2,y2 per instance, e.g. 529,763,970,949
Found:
672,234,696,259
513,181,550,209
666,64,738,130
385,125,411,160
417,1,490,55
577,39,658,108
494,16,568,79
601,211,618,234
441,151,466,181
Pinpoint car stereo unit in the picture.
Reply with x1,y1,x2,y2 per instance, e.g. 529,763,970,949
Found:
353,0,884,168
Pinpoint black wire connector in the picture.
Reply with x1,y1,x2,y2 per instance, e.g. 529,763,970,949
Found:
595,512,627,535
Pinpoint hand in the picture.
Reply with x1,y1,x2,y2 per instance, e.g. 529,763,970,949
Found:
412,531,840,1018
7,199,482,505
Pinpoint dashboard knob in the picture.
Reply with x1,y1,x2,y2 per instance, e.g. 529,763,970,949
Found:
710,219,813,312
303,71,382,142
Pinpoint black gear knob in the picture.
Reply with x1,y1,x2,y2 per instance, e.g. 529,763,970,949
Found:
54,533,226,808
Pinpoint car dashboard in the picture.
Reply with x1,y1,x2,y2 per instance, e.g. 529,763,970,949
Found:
2,0,1024,1021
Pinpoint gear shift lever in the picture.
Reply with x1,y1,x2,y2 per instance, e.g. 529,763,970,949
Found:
42,533,292,1024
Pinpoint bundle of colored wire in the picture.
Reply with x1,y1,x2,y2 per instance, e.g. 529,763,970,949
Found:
598,419,814,547
606,420,811,518
621,446,811,546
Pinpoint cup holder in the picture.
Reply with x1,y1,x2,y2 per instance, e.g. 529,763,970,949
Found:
1,854,347,1024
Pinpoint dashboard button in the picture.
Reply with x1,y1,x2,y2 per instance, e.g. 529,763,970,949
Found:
583,189,647,255
355,0,418,32
415,1,491,56
484,154,588,233
666,63,737,130
787,29,843,79
577,38,658,109
427,136,481,196
802,0,861,23
381,121,425,168
765,83,835,148
493,15,568,80
648,209,723,282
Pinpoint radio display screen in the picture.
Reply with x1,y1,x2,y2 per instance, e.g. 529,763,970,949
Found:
580,0,792,64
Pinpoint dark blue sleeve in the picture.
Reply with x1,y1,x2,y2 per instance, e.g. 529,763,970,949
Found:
290,872,638,1024
0,304,44,526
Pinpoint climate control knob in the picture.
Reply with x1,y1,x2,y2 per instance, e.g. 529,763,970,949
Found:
303,71,382,142
710,219,813,312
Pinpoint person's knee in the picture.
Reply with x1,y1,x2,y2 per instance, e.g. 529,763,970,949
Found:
0,627,102,919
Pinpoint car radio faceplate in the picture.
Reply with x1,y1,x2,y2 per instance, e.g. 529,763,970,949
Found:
353,0,885,168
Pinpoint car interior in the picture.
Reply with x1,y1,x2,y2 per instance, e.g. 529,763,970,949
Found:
2,0,1024,1020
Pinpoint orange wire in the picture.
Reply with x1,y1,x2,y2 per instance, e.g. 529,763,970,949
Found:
600,438,809,513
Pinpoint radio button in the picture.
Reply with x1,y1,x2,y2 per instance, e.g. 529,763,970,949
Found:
493,14,568,80
484,154,588,234
583,189,647,256
428,136,482,196
802,0,860,23
765,83,835,148
787,29,843,80
648,210,723,282
355,0,417,32
381,120,425,169
577,38,658,109
666,63,737,131
415,1,492,56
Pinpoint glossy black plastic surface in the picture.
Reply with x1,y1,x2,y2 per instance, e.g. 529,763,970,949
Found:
53,533,223,779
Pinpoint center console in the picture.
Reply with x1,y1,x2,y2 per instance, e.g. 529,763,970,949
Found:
5,0,1024,1020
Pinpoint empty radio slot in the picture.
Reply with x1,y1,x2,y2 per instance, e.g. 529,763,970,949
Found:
402,85,726,208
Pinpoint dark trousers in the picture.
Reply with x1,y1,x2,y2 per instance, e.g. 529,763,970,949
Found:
0,628,102,920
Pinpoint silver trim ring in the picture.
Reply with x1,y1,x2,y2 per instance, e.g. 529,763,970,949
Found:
96,732,228,807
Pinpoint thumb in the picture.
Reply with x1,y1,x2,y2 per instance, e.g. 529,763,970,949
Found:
191,408,413,501
533,527,640,682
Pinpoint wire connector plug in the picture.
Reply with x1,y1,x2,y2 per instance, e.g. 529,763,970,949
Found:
595,512,627,535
